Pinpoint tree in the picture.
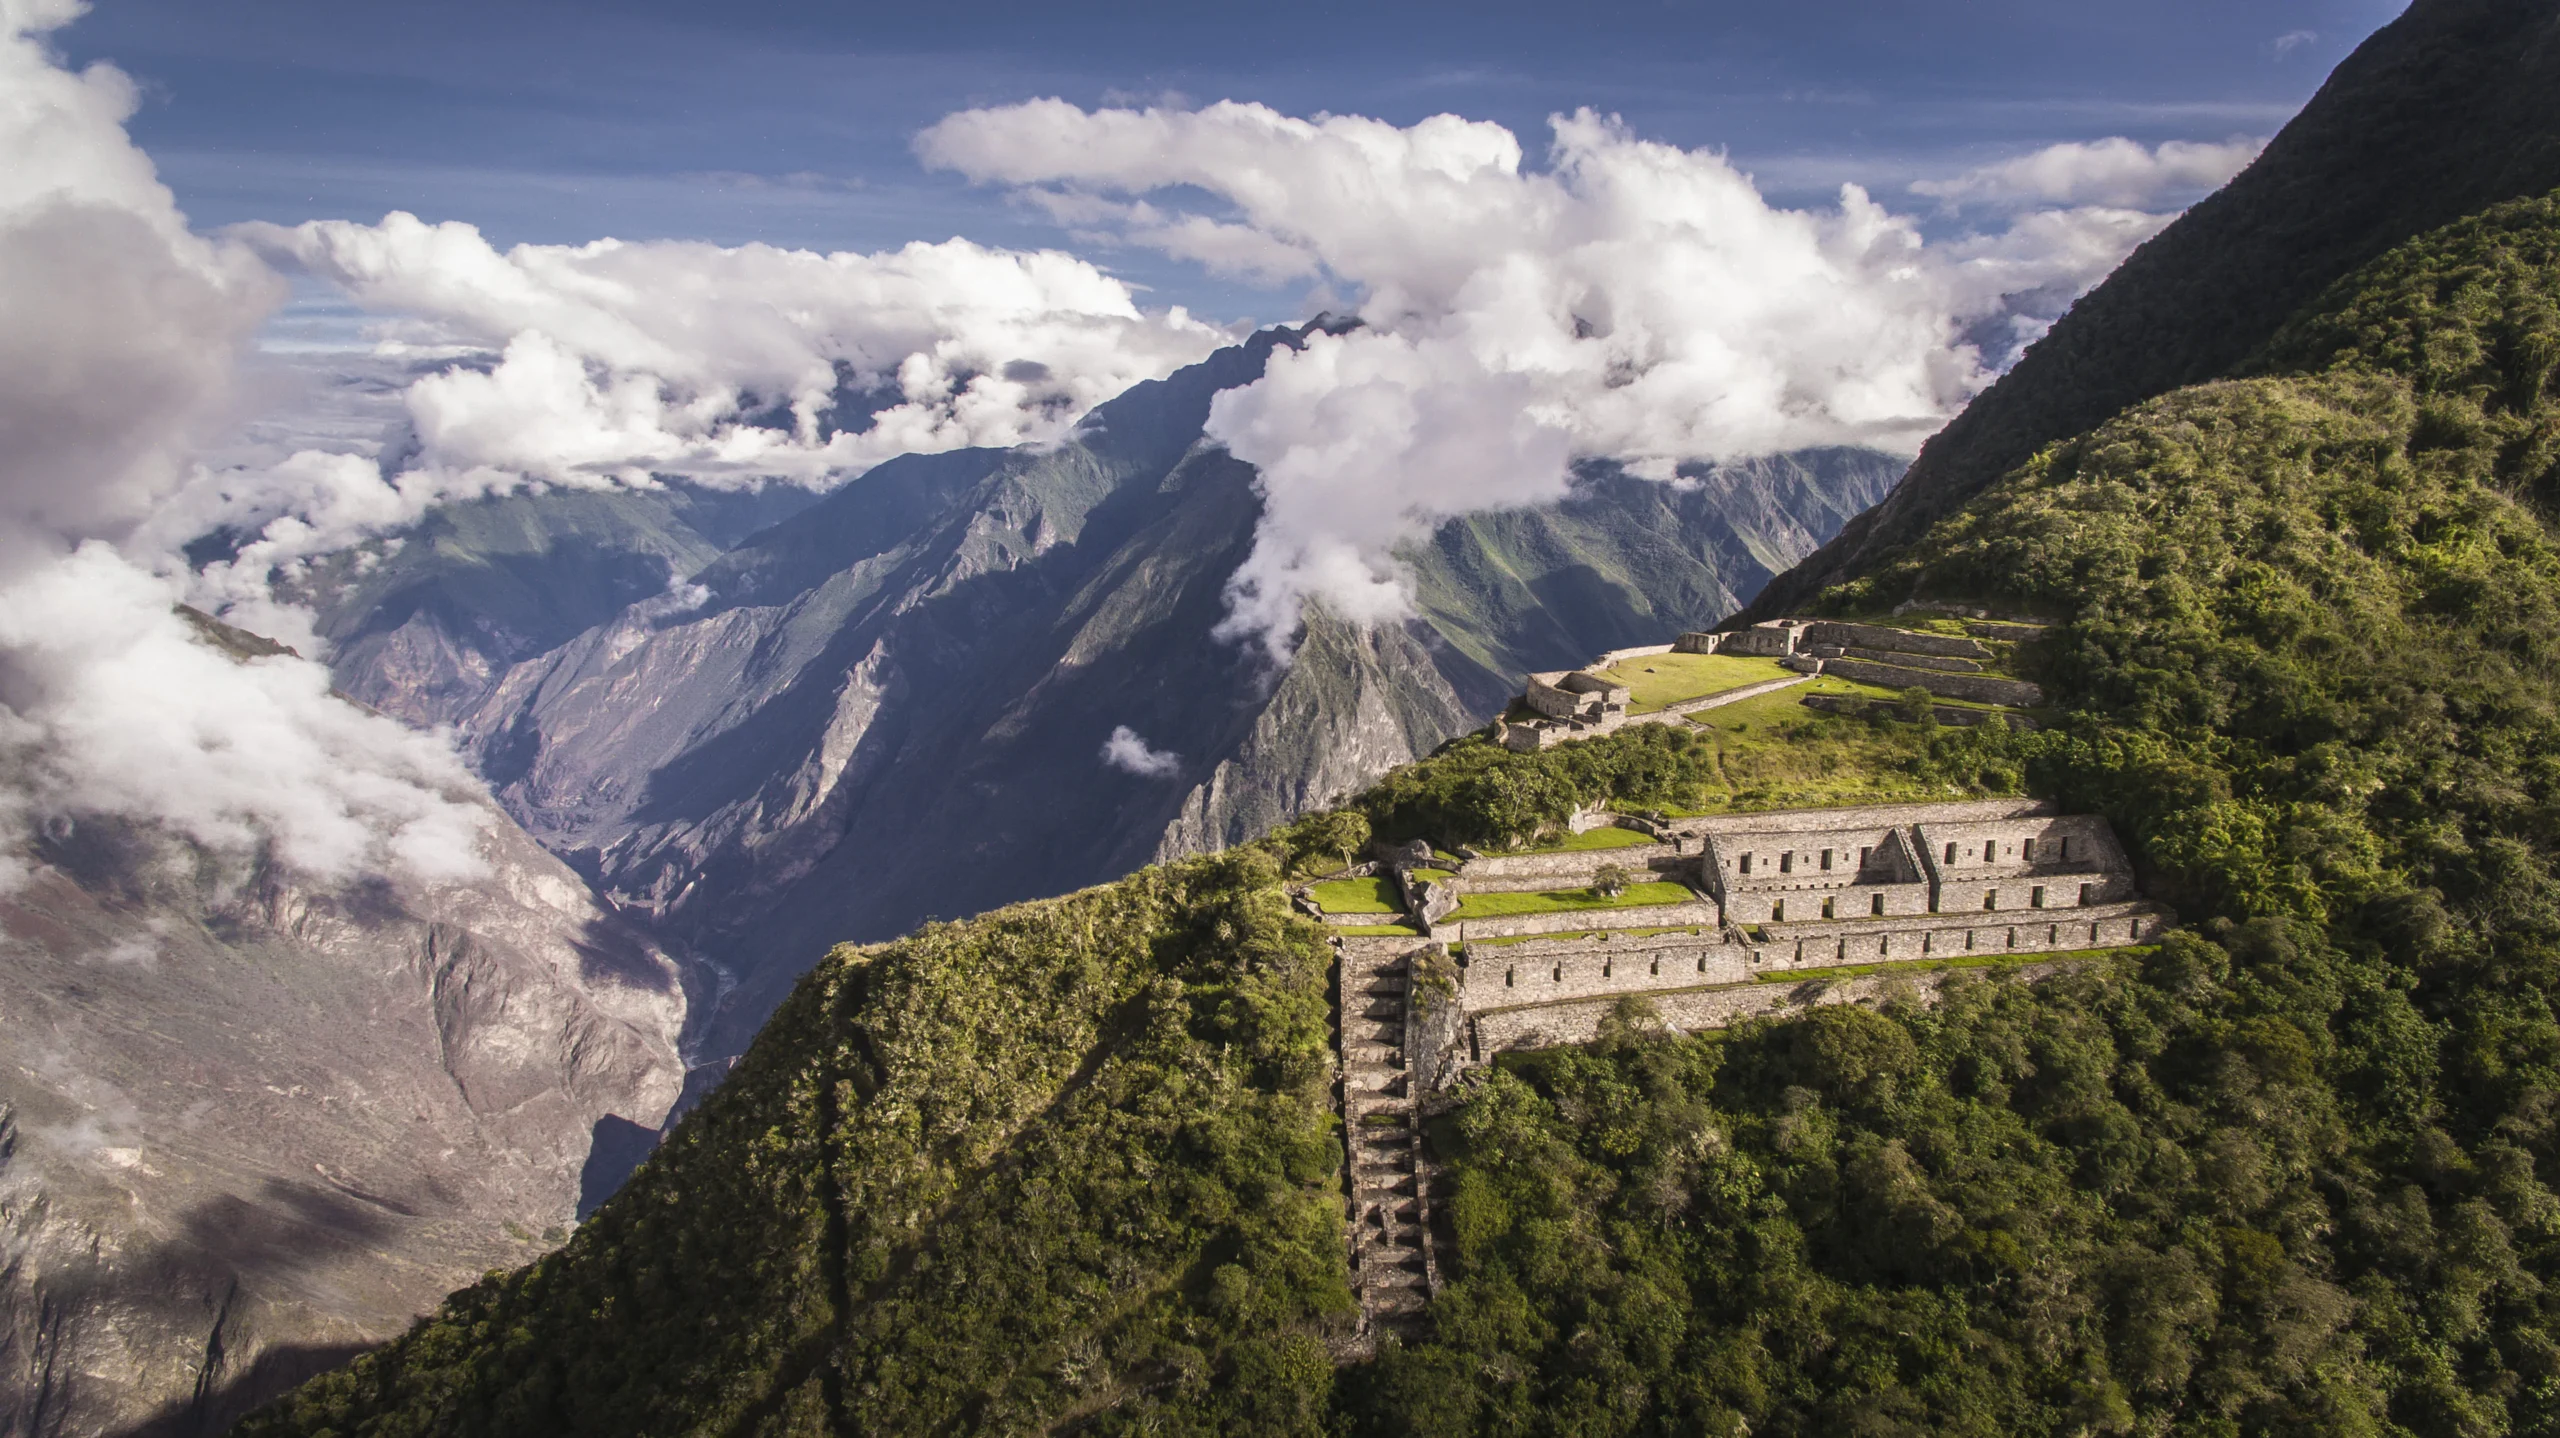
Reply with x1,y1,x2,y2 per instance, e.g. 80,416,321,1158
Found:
1591,862,1632,898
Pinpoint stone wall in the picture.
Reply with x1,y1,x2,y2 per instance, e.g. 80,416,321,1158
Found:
1453,899,1721,941
1799,694,2032,728
1595,643,1675,666
1840,646,1981,673
1716,624,1802,657
1457,930,1745,1009
1821,657,2046,706
1469,958,2094,1059
1670,797,2053,840
1800,621,1992,659
1741,901,2171,972
1455,843,1686,882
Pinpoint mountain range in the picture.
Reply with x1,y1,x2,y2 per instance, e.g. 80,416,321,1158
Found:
226,0,2560,1432
293,326,1898,1064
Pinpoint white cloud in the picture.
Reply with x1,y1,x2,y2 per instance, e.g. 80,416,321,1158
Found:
922,100,2203,658
226,213,1228,492
0,0,489,889
2274,30,2319,60
147,215,1232,643
1100,725,1182,778
1912,136,2262,211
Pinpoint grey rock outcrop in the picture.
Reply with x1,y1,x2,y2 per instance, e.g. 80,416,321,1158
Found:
0,807,687,1437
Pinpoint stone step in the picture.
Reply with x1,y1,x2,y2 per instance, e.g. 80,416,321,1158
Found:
1364,1261,1429,1286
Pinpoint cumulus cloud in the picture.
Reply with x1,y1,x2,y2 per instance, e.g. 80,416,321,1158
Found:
0,0,488,889
1100,726,1182,778
221,213,1225,489
921,100,2213,658
1911,136,2262,211
147,214,1229,644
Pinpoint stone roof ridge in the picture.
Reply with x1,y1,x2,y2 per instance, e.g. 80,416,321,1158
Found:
1670,797,2056,835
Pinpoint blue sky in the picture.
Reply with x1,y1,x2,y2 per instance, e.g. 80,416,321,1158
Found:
62,0,2404,322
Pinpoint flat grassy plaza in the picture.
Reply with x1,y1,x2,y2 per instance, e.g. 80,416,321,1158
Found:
1449,880,1698,921
1593,651,1794,712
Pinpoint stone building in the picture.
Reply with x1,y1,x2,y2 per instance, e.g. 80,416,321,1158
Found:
1498,669,1633,750
1385,799,2172,1059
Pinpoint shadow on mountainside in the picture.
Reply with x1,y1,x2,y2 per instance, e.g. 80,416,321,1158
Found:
113,1341,372,1438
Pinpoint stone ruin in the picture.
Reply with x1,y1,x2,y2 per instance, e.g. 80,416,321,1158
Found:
1337,797,2172,1081
1319,795,2172,1340
1682,616,2047,707
1494,616,2051,751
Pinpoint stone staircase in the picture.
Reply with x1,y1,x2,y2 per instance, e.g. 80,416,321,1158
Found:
1335,935,1436,1346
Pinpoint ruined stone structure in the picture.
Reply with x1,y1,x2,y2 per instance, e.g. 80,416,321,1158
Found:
1500,615,2043,752
1497,668,1635,750
1340,616,2111,1331
1320,795,2171,1332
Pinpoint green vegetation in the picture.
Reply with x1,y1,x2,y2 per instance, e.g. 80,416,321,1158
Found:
1448,881,1697,921
1410,866,1458,884
1358,710,2026,851
1458,926,1715,953
237,848,1351,1436
1592,651,1793,711
238,154,2560,1438
1342,193,2560,1436
1507,824,1655,854
1335,923,1424,938
1307,875,1402,915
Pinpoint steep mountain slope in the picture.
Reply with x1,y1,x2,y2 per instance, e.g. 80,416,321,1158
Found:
312,329,1894,1061
1741,0,2560,620
237,183,2560,1438
0,767,689,1436
289,482,823,726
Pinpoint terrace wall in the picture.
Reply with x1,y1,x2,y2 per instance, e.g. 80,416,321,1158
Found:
1822,658,2045,706
1471,958,2093,1057
1456,931,1746,1009
1800,621,1993,659
1453,899,1721,941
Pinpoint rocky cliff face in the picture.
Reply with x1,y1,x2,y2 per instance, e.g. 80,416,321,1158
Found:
301,327,1898,1062
0,802,687,1437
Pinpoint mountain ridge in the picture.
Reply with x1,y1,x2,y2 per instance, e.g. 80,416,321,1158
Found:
1738,0,2560,622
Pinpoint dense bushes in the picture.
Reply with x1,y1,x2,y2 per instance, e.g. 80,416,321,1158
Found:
1348,195,2560,1437
240,193,2560,1438
237,848,1352,1437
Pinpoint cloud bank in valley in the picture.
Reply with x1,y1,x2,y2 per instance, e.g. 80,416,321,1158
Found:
157,217,1230,645
233,214,1228,491
0,0,486,888
920,101,2255,657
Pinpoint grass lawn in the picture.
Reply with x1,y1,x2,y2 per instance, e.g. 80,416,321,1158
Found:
1410,866,1458,884
1451,881,1698,921
1643,676,2031,819
1507,825,1655,855
1335,922,1424,937
1460,925,1714,950
1309,876,1402,915
1594,652,1794,712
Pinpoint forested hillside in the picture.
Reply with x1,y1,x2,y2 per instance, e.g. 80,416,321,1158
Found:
242,191,2560,1436
1343,192,2560,1436
1743,0,2560,620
